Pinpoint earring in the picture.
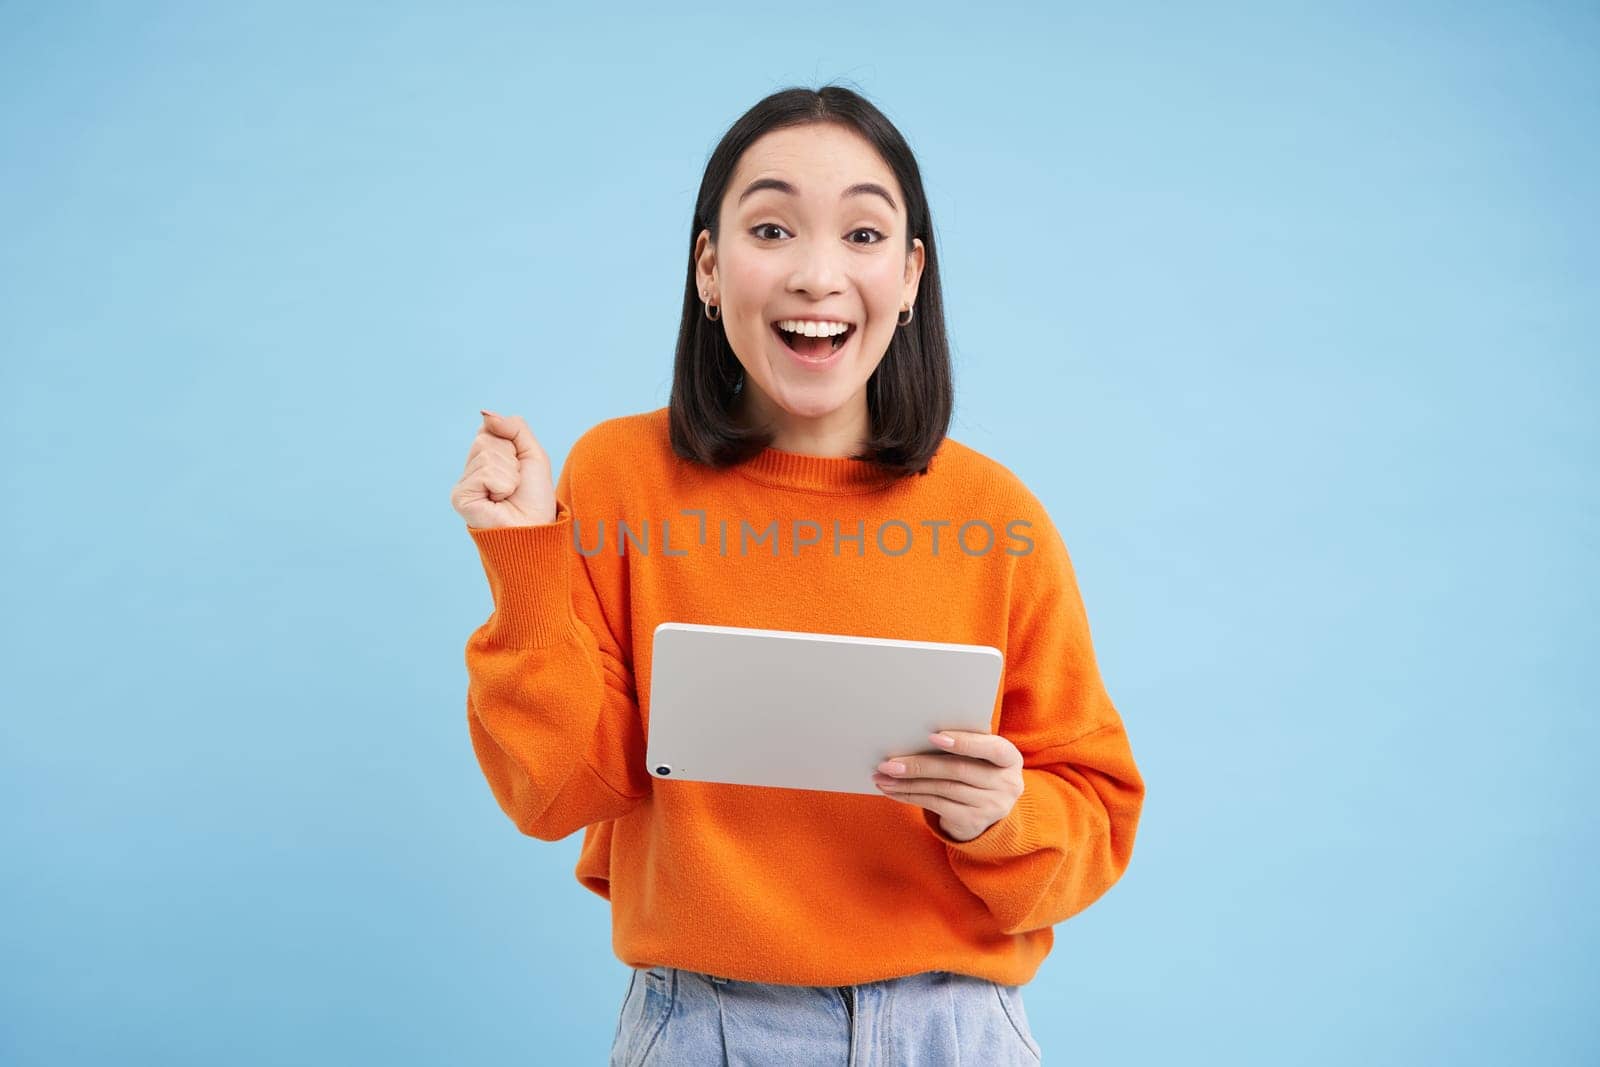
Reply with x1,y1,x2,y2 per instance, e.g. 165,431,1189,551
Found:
897,304,914,326
703,291,720,322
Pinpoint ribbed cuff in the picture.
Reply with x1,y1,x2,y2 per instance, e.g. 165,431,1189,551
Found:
467,504,577,648
927,778,1041,861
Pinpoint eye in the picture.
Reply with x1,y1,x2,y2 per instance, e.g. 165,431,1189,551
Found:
748,224,888,245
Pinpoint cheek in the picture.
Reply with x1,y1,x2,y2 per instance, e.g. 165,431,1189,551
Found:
861,255,907,287
718,250,783,295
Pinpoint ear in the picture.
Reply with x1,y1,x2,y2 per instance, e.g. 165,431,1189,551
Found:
903,237,925,307
694,229,717,288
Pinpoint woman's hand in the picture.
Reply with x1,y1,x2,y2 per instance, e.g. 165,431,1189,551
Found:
451,410,559,529
872,731,1025,842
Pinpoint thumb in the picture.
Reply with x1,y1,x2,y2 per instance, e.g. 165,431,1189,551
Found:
479,408,542,462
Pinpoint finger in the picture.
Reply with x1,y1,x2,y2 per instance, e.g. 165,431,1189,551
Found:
472,432,520,463
462,435,502,476
480,411,545,462
460,453,512,492
928,730,1022,769
450,480,486,510
877,752,995,787
463,433,508,475
874,789,982,822
468,448,517,477
478,464,518,502
873,776,989,807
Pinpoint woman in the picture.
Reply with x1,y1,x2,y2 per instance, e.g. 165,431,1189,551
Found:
450,84,1145,1065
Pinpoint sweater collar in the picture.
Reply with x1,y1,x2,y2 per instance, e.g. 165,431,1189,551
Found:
734,442,907,495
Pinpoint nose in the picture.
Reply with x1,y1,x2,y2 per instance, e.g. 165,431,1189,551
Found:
785,237,848,297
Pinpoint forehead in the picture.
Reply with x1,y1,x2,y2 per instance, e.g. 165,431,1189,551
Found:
728,124,902,212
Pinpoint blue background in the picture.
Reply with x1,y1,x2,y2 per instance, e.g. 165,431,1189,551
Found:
3,2,1594,1064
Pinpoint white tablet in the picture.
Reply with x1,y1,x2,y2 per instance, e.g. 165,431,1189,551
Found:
645,622,1004,796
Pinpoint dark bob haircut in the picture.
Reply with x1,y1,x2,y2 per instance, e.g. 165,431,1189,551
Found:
667,84,953,479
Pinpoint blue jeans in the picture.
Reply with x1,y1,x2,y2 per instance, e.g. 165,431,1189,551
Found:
609,966,1043,1065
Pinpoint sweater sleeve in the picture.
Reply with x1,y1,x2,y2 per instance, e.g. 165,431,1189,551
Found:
462,446,651,841
920,507,1146,934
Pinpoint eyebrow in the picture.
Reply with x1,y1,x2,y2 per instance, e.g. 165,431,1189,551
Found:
736,178,898,213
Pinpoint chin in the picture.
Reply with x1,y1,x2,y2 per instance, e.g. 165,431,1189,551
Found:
769,383,861,418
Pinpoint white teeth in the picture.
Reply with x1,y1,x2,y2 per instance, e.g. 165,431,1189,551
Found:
777,319,851,337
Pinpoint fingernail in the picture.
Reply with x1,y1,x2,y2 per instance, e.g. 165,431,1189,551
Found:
931,733,955,748
880,761,906,774
480,408,498,418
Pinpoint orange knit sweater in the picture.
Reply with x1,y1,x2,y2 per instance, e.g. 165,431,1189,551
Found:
463,406,1144,987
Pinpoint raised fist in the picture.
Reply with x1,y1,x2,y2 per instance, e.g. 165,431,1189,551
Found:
450,411,558,529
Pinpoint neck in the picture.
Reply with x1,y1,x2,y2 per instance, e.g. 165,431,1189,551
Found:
734,387,871,458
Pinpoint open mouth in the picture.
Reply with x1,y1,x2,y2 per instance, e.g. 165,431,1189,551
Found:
770,321,856,361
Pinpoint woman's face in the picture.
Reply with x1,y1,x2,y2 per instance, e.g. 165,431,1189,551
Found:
695,123,924,449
